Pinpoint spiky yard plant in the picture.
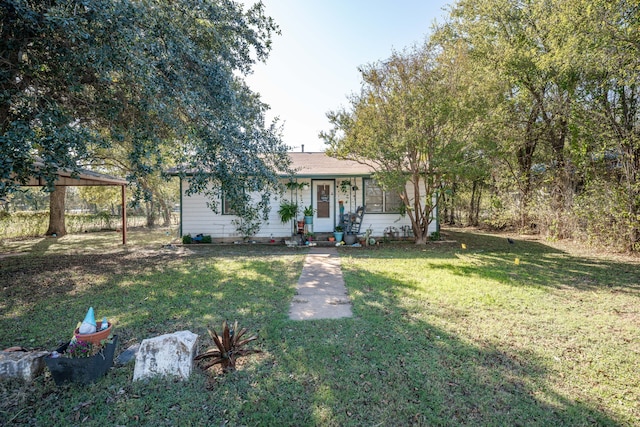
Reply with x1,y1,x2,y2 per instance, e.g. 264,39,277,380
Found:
194,320,261,374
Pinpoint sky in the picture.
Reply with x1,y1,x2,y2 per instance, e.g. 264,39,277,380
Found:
240,0,453,152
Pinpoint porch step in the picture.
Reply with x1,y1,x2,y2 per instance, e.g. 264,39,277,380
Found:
307,232,342,246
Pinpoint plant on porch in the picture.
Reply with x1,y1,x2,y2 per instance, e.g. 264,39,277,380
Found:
278,200,299,235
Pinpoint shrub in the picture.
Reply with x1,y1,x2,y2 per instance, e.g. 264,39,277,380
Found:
194,320,261,374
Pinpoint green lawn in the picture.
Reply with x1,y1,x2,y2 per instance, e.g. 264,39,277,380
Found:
1,229,638,426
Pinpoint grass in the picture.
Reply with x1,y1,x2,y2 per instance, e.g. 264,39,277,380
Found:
1,228,638,426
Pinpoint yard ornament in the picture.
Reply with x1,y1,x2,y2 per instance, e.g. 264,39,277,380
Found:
78,307,97,334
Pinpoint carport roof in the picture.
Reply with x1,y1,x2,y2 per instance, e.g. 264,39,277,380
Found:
19,163,128,187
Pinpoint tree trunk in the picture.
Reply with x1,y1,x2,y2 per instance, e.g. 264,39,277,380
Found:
468,180,482,227
46,186,67,236
469,181,477,226
159,198,171,227
145,199,156,227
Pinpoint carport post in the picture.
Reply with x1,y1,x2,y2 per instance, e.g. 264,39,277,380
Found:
121,185,127,245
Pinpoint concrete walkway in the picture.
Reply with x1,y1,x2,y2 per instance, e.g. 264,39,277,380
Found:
288,247,353,320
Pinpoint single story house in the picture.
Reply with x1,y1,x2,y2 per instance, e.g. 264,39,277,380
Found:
178,152,438,240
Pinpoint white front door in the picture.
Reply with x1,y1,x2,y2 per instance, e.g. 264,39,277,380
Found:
312,180,334,232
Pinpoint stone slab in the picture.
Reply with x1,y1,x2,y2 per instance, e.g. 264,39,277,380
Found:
133,331,198,381
115,343,140,365
0,350,49,381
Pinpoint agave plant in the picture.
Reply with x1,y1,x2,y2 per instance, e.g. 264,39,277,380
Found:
194,320,261,373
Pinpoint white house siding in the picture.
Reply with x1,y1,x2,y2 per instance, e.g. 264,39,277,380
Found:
181,181,296,240
180,177,437,240
355,179,438,237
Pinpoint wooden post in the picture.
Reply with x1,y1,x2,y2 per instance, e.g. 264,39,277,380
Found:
121,185,127,245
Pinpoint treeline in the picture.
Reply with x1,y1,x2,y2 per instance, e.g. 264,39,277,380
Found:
326,0,638,250
440,0,639,251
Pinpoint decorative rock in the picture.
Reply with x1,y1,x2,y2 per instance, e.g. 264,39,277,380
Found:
115,343,140,365
0,350,50,381
133,331,198,381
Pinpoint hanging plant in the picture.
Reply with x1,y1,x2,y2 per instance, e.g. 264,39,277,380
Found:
278,200,298,223
339,179,352,194
285,181,308,191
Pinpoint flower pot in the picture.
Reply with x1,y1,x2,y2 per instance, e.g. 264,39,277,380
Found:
343,234,357,245
328,237,335,242
333,231,344,242
45,335,118,385
304,215,313,224
74,321,112,345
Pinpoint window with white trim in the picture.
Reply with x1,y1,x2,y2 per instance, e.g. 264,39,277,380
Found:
364,179,403,213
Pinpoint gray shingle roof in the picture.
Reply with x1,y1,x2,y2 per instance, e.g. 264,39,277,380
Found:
288,152,373,177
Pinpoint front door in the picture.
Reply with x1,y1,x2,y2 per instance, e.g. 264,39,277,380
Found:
312,180,334,232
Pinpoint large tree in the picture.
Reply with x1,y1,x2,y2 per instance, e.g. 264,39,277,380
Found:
322,42,489,244
445,0,584,235
573,0,640,250
1,0,289,235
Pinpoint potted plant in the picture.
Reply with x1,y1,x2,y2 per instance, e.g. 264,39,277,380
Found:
334,225,344,242
45,335,118,385
343,233,358,245
303,206,315,224
278,200,299,235
44,309,117,385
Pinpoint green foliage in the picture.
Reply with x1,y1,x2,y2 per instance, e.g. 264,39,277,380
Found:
428,0,640,250
0,0,290,229
232,216,262,240
0,211,129,238
323,42,487,244
77,187,120,213
339,179,354,193
302,205,315,216
285,181,307,191
182,234,193,244
0,211,49,237
201,235,212,244
572,179,634,249
277,200,298,224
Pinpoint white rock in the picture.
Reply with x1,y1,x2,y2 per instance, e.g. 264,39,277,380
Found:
0,350,49,381
132,331,198,381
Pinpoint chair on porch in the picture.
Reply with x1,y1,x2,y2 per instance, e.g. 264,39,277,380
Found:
296,220,306,244
340,206,365,235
